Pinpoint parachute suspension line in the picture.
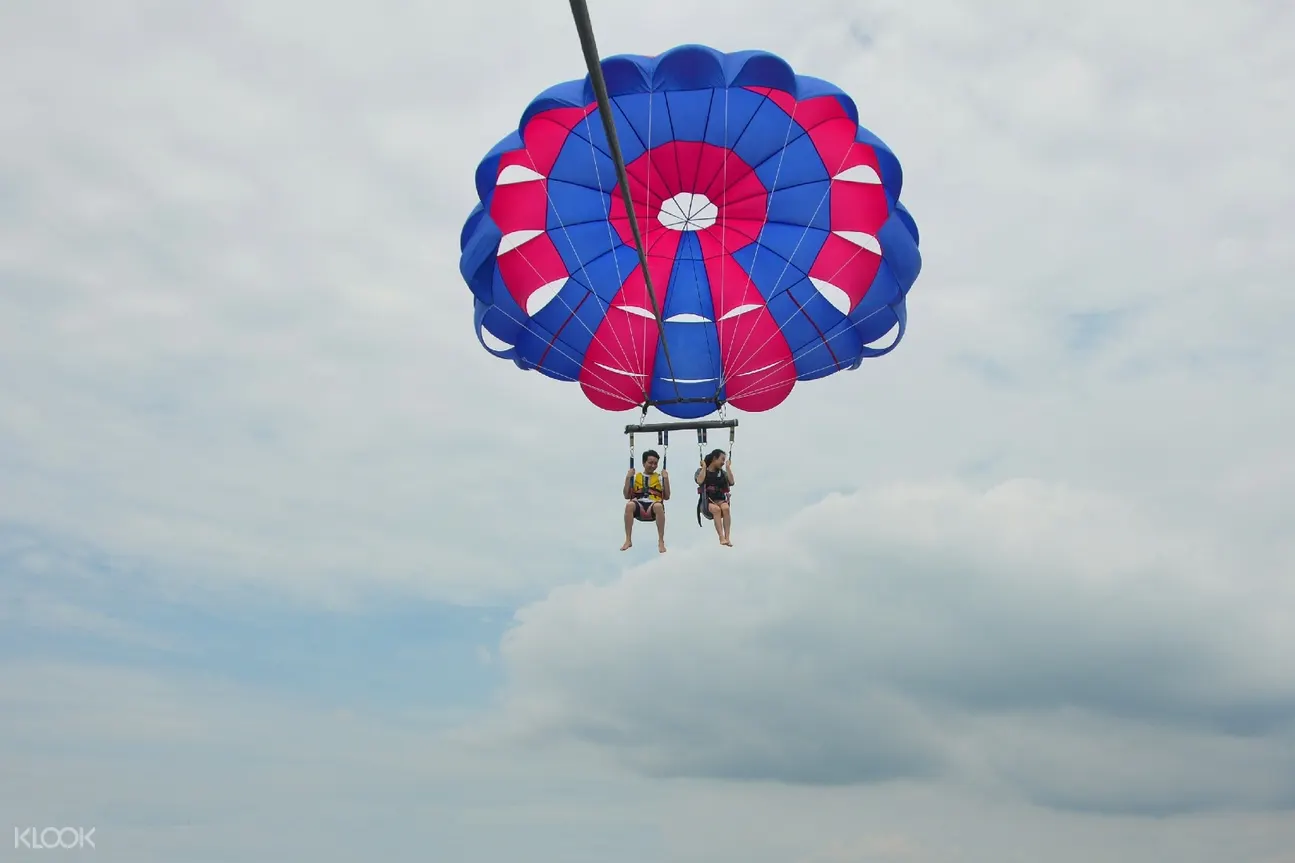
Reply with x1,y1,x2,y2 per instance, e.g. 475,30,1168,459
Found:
658,430,669,469
487,102,645,399
567,0,683,407
531,131,645,388
716,81,730,401
696,426,708,527
689,423,735,470
712,94,804,401
719,139,878,403
476,299,642,405
487,62,645,394
576,99,641,386
728,304,895,403
498,204,641,396
631,405,646,469
496,38,648,388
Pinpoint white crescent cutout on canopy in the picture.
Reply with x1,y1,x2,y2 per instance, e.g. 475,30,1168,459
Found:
497,164,545,184
480,328,514,352
832,231,882,254
718,303,762,321
863,319,901,349
615,304,657,319
595,362,647,378
525,278,567,316
498,229,542,254
832,164,882,183
810,277,852,314
730,360,780,377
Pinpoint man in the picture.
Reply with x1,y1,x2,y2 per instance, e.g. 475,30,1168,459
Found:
622,449,670,553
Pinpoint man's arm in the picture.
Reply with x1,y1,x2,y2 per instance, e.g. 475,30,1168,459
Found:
624,469,635,499
662,471,671,500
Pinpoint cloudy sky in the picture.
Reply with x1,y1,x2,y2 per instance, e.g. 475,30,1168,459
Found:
3,0,1294,860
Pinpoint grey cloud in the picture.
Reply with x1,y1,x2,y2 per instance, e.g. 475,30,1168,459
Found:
0,658,665,863
975,710,1295,816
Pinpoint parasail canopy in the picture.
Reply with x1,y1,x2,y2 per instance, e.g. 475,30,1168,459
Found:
460,43,922,420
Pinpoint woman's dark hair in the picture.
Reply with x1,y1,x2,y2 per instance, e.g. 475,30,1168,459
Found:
704,448,726,468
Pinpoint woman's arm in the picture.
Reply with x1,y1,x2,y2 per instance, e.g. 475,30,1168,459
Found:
725,462,735,485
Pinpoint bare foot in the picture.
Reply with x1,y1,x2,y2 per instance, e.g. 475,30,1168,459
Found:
658,542,667,553
621,540,632,551
722,539,733,546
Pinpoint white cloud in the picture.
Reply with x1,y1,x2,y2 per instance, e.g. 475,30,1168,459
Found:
494,477,1295,814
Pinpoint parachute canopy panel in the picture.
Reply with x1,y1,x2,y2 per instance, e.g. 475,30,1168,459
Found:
459,43,922,420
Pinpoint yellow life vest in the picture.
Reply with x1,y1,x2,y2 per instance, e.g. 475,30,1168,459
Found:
632,471,664,501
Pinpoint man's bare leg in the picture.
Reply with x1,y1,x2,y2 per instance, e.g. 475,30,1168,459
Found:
621,502,635,550
653,502,666,552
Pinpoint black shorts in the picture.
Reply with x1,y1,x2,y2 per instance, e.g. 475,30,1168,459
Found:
632,500,658,521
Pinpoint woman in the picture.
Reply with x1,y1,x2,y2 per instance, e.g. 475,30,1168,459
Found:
695,448,735,546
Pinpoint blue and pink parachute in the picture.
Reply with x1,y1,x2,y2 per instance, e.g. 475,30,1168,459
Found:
459,44,921,420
